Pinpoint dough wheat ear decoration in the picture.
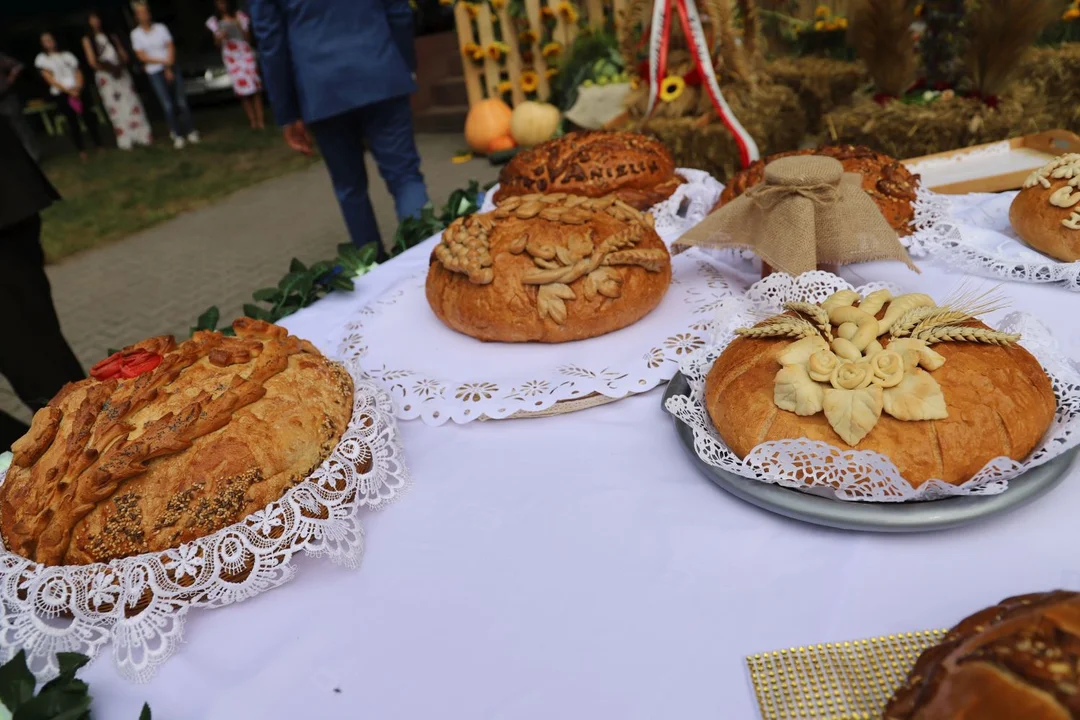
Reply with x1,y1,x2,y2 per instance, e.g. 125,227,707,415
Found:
738,289,1021,446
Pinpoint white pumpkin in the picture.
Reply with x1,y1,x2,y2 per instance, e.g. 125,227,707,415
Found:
510,101,561,147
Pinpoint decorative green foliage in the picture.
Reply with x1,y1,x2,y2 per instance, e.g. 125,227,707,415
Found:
0,650,150,720
191,180,487,335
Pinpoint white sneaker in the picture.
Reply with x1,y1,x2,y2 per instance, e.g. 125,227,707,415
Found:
172,135,186,150
186,131,200,144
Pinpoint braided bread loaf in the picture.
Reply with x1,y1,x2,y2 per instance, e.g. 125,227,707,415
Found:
0,319,353,566
885,591,1080,719
492,131,683,211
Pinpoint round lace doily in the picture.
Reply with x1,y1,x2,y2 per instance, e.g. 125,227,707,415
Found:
664,271,1080,502
0,368,408,683
905,188,1080,291
479,168,724,246
338,249,736,425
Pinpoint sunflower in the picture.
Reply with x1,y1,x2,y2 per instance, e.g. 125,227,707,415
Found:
540,5,555,19
813,19,826,30
520,70,540,93
463,1,480,17
836,16,848,28
913,3,923,17
541,42,562,58
545,67,558,79
814,5,829,17
519,29,539,44
555,0,578,22
487,41,510,60
490,0,506,8
439,0,453,5
462,42,484,62
659,75,685,102
823,21,837,30
1065,6,1080,19
496,79,514,95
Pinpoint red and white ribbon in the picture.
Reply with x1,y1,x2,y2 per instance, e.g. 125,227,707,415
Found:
645,0,760,168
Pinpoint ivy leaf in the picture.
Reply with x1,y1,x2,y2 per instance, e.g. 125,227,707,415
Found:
293,272,315,300
289,258,307,273
329,275,355,292
252,287,281,303
106,347,120,356
277,271,302,293
243,304,272,322
337,243,361,263
220,327,236,337
140,703,152,720
0,650,35,711
309,261,333,278
194,306,220,332
14,685,92,720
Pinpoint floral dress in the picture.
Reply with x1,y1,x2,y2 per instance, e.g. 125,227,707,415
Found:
91,34,152,149
206,12,261,97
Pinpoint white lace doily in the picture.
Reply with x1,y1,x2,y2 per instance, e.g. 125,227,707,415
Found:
905,188,1080,291
338,249,736,425
664,271,1080,502
0,368,408,683
480,169,724,245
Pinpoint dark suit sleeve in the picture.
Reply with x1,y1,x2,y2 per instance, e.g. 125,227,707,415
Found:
249,0,301,126
383,0,417,73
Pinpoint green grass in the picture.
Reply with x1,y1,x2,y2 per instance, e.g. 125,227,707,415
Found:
39,106,317,262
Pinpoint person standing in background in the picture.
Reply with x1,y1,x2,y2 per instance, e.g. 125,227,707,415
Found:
130,2,199,149
207,0,265,130
83,11,152,150
0,116,85,450
35,32,104,161
0,51,40,161
250,0,429,257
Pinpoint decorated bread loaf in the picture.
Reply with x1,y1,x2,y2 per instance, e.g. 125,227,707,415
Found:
492,130,683,211
716,145,920,234
1010,154,1080,262
0,319,354,565
705,289,1055,486
426,193,671,342
884,590,1080,719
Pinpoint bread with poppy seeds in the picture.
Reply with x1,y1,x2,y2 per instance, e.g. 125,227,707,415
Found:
0,319,354,566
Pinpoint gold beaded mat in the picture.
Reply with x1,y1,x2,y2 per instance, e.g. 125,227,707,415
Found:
746,629,947,720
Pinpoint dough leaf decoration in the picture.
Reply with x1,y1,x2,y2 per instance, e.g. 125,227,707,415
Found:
883,368,948,421
823,386,883,446
774,364,825,416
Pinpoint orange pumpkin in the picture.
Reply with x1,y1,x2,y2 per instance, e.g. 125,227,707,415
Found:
487,134,516,153
464,98,513,154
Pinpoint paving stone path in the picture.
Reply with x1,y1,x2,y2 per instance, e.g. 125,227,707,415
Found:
1,134,496,423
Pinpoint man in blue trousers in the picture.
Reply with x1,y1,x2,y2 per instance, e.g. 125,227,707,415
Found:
250,0,429,258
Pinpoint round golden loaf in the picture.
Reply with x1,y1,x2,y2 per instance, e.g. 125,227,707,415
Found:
1010,154,1080,262
884,591,1080,719
0,319,354,566
492,130,683,211
426,193,672,343
705,294,1055,487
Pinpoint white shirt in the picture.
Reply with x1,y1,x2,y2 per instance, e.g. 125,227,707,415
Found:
130,23,172,74
34,51,79,96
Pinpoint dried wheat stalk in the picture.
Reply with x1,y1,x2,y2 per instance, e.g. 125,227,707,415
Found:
736,316,819,340
783,302,834,342
916,326,1020,346
848,0,919,96
966,0,1057,97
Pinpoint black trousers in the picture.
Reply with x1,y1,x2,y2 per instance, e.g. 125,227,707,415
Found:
55,94,103,152
0,214,85,449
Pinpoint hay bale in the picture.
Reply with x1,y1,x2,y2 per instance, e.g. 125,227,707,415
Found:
1017,44,1080,131
767,57,869,133
641,82,806,181
822,85,1056,159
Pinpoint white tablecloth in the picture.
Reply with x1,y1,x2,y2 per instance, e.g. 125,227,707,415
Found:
84,239,1080,719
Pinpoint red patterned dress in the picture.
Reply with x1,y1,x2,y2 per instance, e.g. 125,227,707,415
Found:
206,12,261,97
90,34,151,149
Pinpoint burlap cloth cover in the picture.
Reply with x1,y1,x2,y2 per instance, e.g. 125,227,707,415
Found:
677,155,918,275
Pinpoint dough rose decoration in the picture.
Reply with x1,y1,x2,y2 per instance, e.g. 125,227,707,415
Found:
736,289,1021,445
